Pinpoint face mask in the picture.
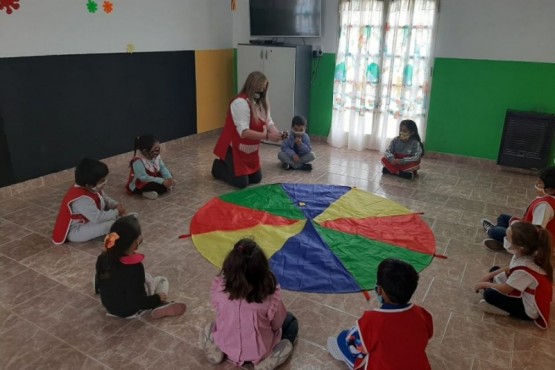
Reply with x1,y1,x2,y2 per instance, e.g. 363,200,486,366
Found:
503,237,516,255
253,90,266,102
292,130,305,138
92,179,107,193
534,184,545,195
399,132,411,141
375,286,384,305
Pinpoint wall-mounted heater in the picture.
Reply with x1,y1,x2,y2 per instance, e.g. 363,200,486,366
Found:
497,110,555,170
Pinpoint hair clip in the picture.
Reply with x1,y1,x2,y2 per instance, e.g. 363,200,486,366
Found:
104,232,120,249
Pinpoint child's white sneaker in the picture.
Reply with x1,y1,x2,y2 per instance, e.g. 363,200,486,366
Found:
327,336,345,361
478,299,510,316
201,322,224,365
142,191,158,200
255,339,293,370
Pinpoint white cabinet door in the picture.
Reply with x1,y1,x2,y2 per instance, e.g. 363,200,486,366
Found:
264,47,296,129
237,45,264,92
237,45,296,130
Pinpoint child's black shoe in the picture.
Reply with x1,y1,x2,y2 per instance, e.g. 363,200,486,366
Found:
300,163,313,171
398,171,414,180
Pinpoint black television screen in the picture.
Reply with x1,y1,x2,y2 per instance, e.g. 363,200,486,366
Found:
250,0,321,37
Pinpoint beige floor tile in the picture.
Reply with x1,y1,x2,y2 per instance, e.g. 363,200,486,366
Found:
441,313,514,368
0,233,54,262
0,137,542,369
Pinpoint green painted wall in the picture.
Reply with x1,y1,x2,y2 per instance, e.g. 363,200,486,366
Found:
426,58,555,163
308,53,336,136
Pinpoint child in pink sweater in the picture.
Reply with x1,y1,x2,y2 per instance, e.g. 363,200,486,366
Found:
201,238,298,369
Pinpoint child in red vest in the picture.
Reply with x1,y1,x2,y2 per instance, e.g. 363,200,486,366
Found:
52,158,126,244
126,134,176,200
475,222,553,329
481,166,555,251
327,258,433,370
381,120,424,180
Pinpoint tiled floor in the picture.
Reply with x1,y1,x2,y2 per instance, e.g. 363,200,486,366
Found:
1,136,554,369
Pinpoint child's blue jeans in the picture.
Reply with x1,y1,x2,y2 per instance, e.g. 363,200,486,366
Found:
487,214,512,242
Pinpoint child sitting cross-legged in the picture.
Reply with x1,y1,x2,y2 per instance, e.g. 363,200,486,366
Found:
278,115,315,171
474,222,552,329
201,238,299,369
52,158,126,244
481,166,555,251
327,258,433,370
95,215,186,319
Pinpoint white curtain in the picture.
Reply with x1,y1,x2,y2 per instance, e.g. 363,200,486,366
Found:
328,0,437,152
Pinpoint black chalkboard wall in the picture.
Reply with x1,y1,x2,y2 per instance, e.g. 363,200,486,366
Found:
0,51,197,187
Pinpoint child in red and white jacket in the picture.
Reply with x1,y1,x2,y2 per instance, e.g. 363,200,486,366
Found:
52,158,126,244
481,166,555,251
327,258,433,370
126,134,176,200
475,222,552,329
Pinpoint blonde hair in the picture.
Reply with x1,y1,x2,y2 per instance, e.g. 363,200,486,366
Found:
240,71,270,123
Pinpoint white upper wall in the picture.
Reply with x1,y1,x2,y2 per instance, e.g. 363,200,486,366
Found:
0,0,233,58
3,0,551,62
435,0,555,63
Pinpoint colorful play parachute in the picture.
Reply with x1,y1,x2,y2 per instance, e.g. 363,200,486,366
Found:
190,183,436,294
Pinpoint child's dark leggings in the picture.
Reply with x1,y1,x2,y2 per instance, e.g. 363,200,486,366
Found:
483,266,530,320
281,312,299,344
132,182,168,195
483,288,530,320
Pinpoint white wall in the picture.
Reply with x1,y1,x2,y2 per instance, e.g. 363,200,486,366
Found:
231,0,339,53
233,0,555,62
0,0,233,58
435,0,555,63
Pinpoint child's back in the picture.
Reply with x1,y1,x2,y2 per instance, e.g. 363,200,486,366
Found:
96,216,185,319
358,304,432,370
202,239,298,369
210,275,286,364
328,258,432,370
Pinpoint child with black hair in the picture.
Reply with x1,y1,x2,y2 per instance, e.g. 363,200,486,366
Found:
328,258,433,370
95,215,186,319
52,158,126,244
202,238,298,369
126,134,176,200
278,115,315,171
381,119,424,180
481,166,555,251
475,222,552,329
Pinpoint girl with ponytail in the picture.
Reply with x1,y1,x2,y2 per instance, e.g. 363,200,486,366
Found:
126,134,176,200
95,215,185,319
475,221,553,329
